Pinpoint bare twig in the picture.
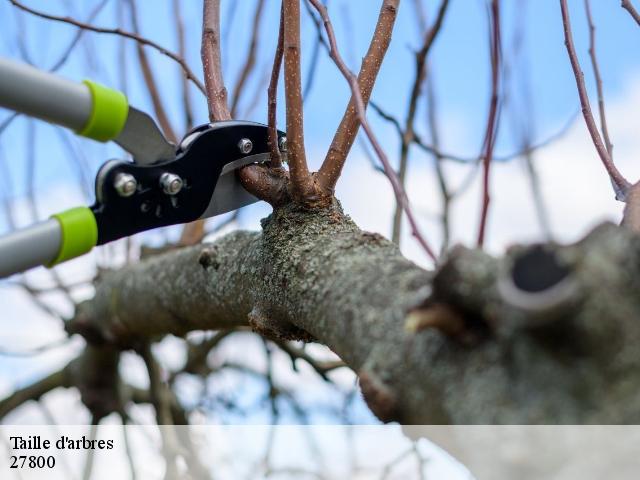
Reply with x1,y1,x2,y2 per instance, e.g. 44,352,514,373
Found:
126,0,177,143
302,0,330,99
275,341,345,381
268,4,285,168
476,0,502,247
9,0,206,95
426,75,453,252
317,0,400,193
307,0,437,261
622,0,640,26
283,0,314,201
584,0,613,157
0,369,69,419
370,101,578,164
391,0,450,244
202,0,232,121
559,0,630,196
230,0,266,117
173,0,194,131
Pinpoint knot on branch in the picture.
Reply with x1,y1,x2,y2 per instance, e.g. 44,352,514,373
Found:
358,370,399,423
497,244,583,327
248,306,314,342
198,245,220,270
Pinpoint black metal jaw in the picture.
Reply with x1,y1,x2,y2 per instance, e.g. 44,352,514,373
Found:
91,121,281,245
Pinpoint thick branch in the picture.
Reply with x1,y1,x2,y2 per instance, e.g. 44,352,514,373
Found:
67,203,640,423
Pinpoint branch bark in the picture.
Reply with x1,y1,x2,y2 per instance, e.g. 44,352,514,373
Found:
201,0,232,122
283,0,316,203
66,203,640,423
317,0,400,193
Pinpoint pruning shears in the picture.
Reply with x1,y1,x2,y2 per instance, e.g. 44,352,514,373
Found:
0,57,285,278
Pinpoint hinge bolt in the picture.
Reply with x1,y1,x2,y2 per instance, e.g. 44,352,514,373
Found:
114,173,137,197
238,138,253,155
278,136,288,153
160,172,183,196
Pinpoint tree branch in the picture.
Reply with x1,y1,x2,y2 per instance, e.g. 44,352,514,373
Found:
306,0,436,261
476,0,501,247
622,0,640,26
201,0,232,121
283,0,314,203
559,0,630,196
126,0,177,143
391,0,450,244
66,204,640,423
268,3,286,168
9,0,206,95
230,0,266,117
0,369,69,419
317,0,400,193
584,0,613,157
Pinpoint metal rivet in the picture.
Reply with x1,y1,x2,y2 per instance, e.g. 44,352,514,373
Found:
238,138,253,155
159,172,183,196
114,173,137,197
278,136,288,153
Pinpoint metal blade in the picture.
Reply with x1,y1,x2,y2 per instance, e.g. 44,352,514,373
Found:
114,107,175,164
199,153,271,218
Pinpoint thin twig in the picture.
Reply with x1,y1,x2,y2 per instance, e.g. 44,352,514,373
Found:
230,0,266,117
559,0,630,196
426,75,453,252
476,0,502,247
9,0,206,95
370,101,578,164
584,0,613,157
307,0,437,261
268,4,285,168
173,0,194,131
125,0,176,143
391,0,450,244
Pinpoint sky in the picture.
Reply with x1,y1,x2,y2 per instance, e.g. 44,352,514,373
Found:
0,0,640,433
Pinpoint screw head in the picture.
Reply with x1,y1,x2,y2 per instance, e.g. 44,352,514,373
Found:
160,172,183,195
278,136,288,153
114,173,137,197
238,138,253,155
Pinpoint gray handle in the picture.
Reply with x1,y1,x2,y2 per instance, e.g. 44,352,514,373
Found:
0,220,62,278
0,57,92,131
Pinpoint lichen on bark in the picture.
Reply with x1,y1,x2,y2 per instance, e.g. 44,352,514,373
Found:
64,202,640,424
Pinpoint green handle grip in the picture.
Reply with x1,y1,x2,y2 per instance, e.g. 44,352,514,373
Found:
78,80,129,142
49,207,98,266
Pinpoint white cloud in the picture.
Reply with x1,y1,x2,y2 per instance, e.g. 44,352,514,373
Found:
338,75,640,267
